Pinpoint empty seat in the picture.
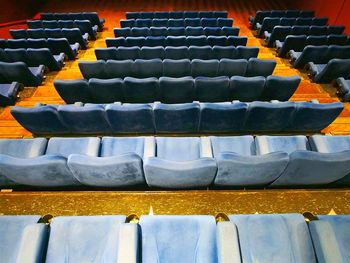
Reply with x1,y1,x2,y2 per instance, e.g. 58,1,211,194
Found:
159,76,195,103
218,59,248,76
54,79,90,104
154,102,200,133
140,46,165,59
191,59,219,77
309,59,350,83
68,137,152,187
199,102,247,132
262,76,301,101
276,35,306,57
189,45,211,59
211,136,288,187
79,60,106,79
257,18,280,38
265,26,291,47
246,58,276,77
291,45,329,69
133,59,163,78
143,137,217,188
88,78,124,103
229,76,266,101
118,46,140,60
309,215,350,262
124,77,159,102
163,59,191,77
195,76,230,101
229,214,317,262
0,82,21,106
165,46,189,59
27,48,65,71
336,77,350,102
327,25,345,35
45,216,127,262
10,29,28,39
0,61,44,86
0,215,48,262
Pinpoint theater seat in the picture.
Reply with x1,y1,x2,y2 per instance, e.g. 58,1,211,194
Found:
0,82,21,106
308,59,350,83
27,48,65,71
211,136,288,187
229,214,317,263
0,137,100,187
309,215,350,263
45,216,128,262
124,77,159,102
0,61,44,86
0,215,48,262
143,137,217,188
159,76,195,103
262,75,301,101
246,58,276,77
229,76,266,101
336,77,350,102
68,137,153,187
54,79,90,104
140,215,218,262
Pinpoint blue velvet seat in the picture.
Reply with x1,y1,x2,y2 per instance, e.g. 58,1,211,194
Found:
229,214,317,263
262,75,301,101
336,77,350,102
244,101,296,132
276,35,306,57
140,215,218,262
27,48,65,71
309,26,327,35
0,82,21,106
106,59,134,78
288,101,343,132
163,58,191,77
0,61,44,86
308,59,350,83
95,47,118,60
211,136,288,187
140,46,165,59
133,58,162,78
105,103,155,133
106,37,125,47
54,79,90,104
327,25,345,35
166,35,187,46
126,11,228,19
47,38,79,60
265,26,291,47
309,215,350,263
79,60,107,79
189,45,212,59
117,46,140,60
45,216,127,262
164,46,189,59
306,35,327,46
218,58,247,76
68,137,153,187
154,102,200,133
159,76,194,103
143,137,217,188
126,36,146,46
227,36,248,46
309,135,350,185
27,20,42,29
195,76,229,101
229,76,266,101
212,46,236,59
62,28,89,49
0,138,47,186
246,58,276,77
124,77,159,102
257,135,350,186
256,17,280,38
290,45,329,68
199,102,247,132
27,28,47,39
89,78,124,103
58,104,111,134
0,215,48,262
145,36,166,46
236,46,259,60
328,34,348,45
1,137,99,187
9,29,28,39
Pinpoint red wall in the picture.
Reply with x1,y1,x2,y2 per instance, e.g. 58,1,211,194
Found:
0,0,43,24
295,0,350,34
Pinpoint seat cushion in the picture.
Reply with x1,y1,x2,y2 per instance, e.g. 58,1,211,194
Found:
101,137,145,157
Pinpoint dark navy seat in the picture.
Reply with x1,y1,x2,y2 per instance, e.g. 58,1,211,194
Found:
0,82,21,106
0,61,44,86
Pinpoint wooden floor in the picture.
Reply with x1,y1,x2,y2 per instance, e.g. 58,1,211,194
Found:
0,0,349,138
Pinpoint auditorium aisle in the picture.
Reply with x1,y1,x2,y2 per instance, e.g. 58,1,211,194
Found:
0,0,349,138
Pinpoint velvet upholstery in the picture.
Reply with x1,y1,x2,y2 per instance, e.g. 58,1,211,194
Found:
140,215,218,263
126,11,228,19
0,61,44,86
121,18,233,28
309,215,350,263
143,137,217,188
0,215,48,263
0,82,21,106
229,214,317,263
336,77,350,102
307,59,350,83
45,216,126,262
106,36,248,47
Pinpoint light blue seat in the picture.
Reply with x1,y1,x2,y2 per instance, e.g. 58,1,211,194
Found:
154,102,200,133
11,104,68,134
309,135,350,185
45,216,128,262
229,214,316,263
0,138,47,186
257,135,350,186
211,136,288,187
0,215,48,263
309,215,350,263
58,104,111,134
68,137,153,187
140,215,218,263
1,137,99,187
244,101,296,132
105,103,155,134
199,102,247,132
143,137,217,188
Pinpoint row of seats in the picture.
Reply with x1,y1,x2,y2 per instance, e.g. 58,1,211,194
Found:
0,135,349,188
11,101,343,135
0,82,21,106
95,46,259,60
0,37,79,60
256,17,329,37
120,18,233,28
2,213,349,262
336,77,350,101
78,58,277,79
106,35,248,47
0,48,65,71
249,10,315,28
307,59,350,83
126,11,228,19
265,25,346,47
289,45,350,68
27,20,97,39
276,34,350,57
10,28,89,49
114,26,240,37
40,12,105,31
54,76,301,104
0,61,44,86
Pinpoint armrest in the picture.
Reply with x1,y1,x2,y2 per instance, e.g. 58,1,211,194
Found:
15,223,49,263
217,222,241,263
275,40,283,50
263,31,270,40
306,62,318,76
117,223,139,263
144,136,155,158
200,137,213,158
